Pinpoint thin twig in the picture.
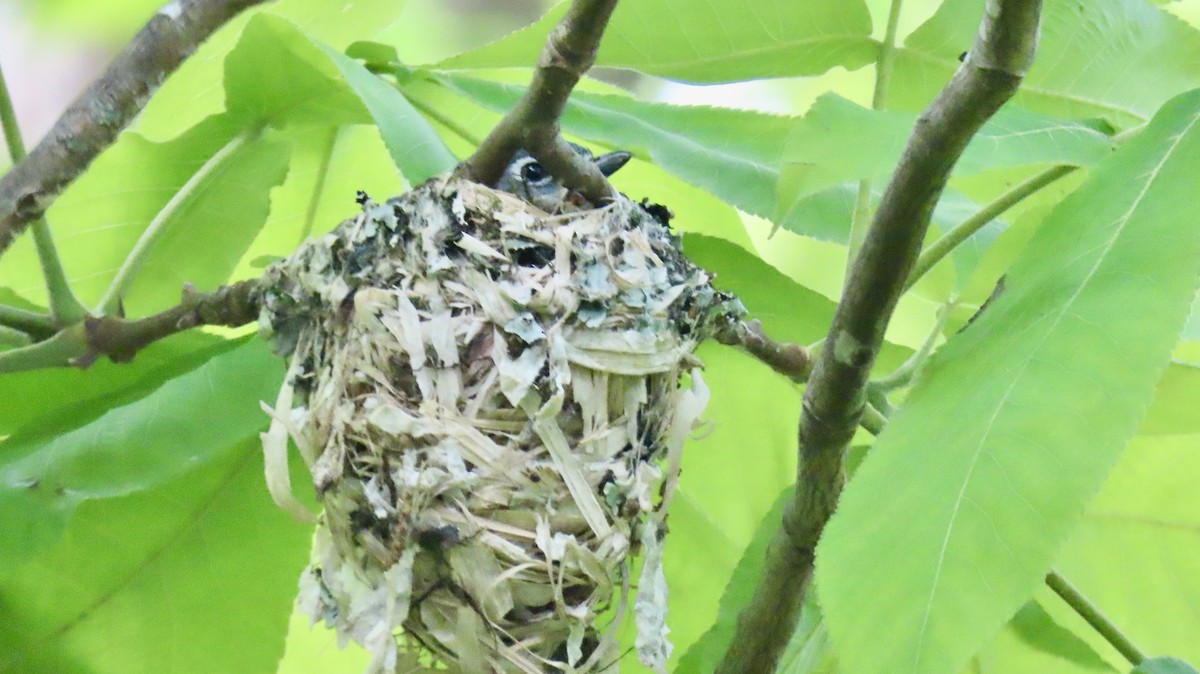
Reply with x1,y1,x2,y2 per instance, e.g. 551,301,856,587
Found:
906,164,1077,289
0,62,87,325
846,0,906,269
456,0,620,205
0,0,270,260
1046,570,1146,667
715,2,1043,671
713,320,813,382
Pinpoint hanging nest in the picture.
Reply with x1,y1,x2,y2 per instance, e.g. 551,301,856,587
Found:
256,175,742,673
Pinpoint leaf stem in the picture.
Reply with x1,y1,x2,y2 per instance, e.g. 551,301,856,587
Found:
98,129,255,315
873,297,956,391
860,403,888,435
0,61,88,325
0,303,56,337
906,163,1077,289
299,127,339,245
846,0,905,268
0,323,89,373
1046,570,1146,667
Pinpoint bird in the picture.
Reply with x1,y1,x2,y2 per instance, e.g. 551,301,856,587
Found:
494,143,631,212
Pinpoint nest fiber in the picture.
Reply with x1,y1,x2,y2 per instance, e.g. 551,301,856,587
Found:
258,176,740,672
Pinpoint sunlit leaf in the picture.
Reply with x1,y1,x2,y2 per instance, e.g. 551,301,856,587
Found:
0,331,237,440
136,0,411,141
225,15,455,182
816,88,1200,674
1059,435,1200,667
0,339,283,570
0,438,310,674
437,0,877,83
890,0,1200,127
1139,361,1200,435
677,487,791,672
230,124,406,283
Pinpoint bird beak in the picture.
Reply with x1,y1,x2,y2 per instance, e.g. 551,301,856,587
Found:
593,150,632,177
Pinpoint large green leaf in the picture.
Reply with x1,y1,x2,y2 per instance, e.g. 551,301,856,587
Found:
230,124,407,282
136,0,411,141
677,487,792,672
0,438,311,674
436,0,877,83
225,15,455,182
777,94,1114,217
1058,435,1200,667
434,74,793,226
0,339,283,570
0,115,289,315
816,89,1200,674
0,331,234,438
890,0,1200,127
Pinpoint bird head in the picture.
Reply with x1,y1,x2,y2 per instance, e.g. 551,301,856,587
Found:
494,143,632,212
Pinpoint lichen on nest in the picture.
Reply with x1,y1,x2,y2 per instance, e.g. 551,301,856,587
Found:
256,175,742,673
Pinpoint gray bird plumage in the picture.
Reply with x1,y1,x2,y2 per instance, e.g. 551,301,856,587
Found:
494,143,631,211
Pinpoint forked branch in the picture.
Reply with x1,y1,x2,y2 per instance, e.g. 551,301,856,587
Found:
457,0,620,205
715,2,1044,672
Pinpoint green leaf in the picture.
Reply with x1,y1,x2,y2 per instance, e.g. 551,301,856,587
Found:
435,74,793,225
225,16,374,128
891,0,1200,127
0,339,283,570
436,0,877,83
816,88,1200,674
657,343,803,666
1058,435,1200,667
0,331,237,439
225,15,455,182
230,124,407,283
0,438,311,674
777,94,1114,216
1133,659,1200,674
677,487,792,672
0,115,288,315
318,45,457,181
1139,361,1200,435
123,128,291,314
136,0,411,141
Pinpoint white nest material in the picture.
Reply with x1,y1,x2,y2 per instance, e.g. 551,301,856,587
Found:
257,176,741,673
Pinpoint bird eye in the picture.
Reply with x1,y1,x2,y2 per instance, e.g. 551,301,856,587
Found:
521,161,548,183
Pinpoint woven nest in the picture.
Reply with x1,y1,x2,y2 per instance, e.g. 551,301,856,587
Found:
256,175,741,673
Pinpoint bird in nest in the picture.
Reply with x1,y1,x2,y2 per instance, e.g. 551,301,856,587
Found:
494,142,631,212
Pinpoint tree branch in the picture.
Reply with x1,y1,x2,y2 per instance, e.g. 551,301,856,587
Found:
713,319,812,382
715,2,1043,671
456,0,619,206
0,0,269,260
0,279,260,373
